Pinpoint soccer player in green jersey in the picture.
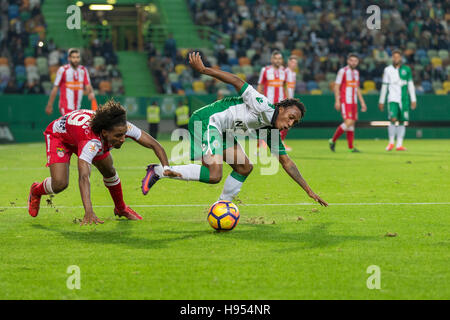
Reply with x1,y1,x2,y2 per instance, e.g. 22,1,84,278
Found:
379,49,417,151
141,52,328,207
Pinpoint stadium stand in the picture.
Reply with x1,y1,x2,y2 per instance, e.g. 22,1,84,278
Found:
147,0,448,95
0,0,123,95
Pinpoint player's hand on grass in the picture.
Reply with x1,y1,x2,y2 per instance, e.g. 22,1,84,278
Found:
308,191,328,207
378,103,384,112
189,52,206,74
411,101,417,110
334,101,341,111
80,211,104,226
163,168,182,178
45,104,53,115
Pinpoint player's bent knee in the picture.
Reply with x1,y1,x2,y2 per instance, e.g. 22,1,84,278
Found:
52,180,68,193
242,163,253,176
209,172,222,184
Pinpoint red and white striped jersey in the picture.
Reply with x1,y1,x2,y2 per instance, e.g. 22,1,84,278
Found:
285,67,296,99
54,64,91,114
258,65,286,103
335,66,359,105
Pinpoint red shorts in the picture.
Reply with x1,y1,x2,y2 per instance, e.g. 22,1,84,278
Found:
44,133,73,166
44,133,110,167
341,103,358,120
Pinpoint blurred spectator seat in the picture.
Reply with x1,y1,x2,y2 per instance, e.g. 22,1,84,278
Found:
99,80,112,94
238,57,251,66
93,56,106,68
36,57,48,76
175,64,186,75
192,80,206,93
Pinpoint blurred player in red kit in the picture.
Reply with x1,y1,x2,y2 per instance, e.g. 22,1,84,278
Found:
329,53,367,152
282,55,298,151
45,48,98,116
257,50,288,151
28,100,180,225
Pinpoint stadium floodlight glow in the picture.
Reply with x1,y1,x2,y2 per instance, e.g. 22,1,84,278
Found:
38,41,44,47
89,4,114,11
75,1,84,6
144,4,158,13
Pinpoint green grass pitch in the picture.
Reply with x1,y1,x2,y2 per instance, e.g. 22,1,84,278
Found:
0,139,449,299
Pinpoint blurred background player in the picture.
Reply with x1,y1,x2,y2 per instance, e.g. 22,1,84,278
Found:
283,55,299,151
45,48,96,116
175,99,190,131
379,50,417,151
329,53,367,153
28,101,179,225
147,100,160,139
257,50,287,151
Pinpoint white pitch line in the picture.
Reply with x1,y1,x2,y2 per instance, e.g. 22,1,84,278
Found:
1,202,450,209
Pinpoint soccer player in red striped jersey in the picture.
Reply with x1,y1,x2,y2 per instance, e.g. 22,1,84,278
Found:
329,53,367,152
45,48,96,116
28,100,180,225
282,55,298,151
257,51,288,151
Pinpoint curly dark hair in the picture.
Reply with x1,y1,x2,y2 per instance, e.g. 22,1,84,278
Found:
90,99,127,134
275,98,306,119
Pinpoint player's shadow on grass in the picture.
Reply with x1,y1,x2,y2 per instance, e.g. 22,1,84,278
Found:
31,221,209,250
227,222,378,251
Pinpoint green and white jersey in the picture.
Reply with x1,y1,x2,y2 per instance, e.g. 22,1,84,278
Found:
379,64,416,108
193,82,275,132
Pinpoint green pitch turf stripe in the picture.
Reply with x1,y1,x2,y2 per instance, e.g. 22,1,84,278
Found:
3,202,450,209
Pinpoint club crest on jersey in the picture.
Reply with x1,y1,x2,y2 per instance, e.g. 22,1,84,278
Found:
56,147,65,158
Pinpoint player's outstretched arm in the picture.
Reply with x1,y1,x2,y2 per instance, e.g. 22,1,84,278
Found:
278,154,328,206
137,131,181,177
78,158,104,225
189,52,245,93
45,86,58,115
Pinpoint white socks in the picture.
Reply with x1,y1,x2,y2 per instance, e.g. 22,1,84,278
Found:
155,164,201,181
396,125,405,147
219,175,243,201
388,123,405,147
388,123,396,144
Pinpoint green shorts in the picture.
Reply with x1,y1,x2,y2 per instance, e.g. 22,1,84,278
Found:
388,102,409,122
188,115,237,161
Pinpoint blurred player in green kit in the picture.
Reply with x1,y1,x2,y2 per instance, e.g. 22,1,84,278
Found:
379,49,417,151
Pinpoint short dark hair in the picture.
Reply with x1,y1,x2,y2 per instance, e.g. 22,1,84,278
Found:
68,48,80,57
347,53,359,60
91,99,127,134
271,50,282,57
392,49,402,56
275,98,306,119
